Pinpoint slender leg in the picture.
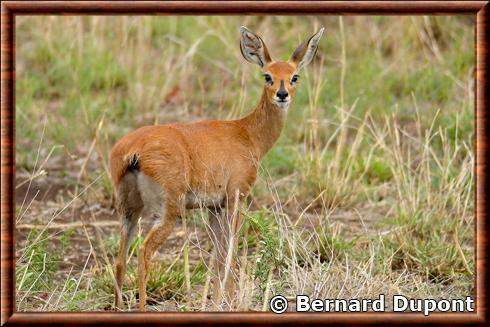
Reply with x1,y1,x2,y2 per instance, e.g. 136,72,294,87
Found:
114,214,139,309
210,193,242,310
138,202,179,311
114,172,143,310
209,209,225,308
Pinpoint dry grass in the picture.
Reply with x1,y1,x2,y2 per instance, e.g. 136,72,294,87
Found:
15,15,474,311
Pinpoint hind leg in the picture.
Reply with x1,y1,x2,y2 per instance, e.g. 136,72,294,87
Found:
138,199,180,311
114,173,143,310
115,214,138,309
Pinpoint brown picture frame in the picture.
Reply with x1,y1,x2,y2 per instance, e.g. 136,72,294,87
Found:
1,1,488,325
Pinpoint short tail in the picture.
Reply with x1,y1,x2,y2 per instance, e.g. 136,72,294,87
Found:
127,153,140,172
109,146,140,187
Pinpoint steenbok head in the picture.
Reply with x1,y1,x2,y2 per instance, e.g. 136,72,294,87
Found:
240,26,324,110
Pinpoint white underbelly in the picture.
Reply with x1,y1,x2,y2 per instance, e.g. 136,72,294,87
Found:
185,191,224,208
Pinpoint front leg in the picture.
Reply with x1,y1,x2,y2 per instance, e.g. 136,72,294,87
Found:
209,190,243,310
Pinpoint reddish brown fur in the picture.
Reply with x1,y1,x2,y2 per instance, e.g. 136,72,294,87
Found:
110,118,260,204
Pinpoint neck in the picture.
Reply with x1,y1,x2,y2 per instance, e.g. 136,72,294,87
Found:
240,90,288,159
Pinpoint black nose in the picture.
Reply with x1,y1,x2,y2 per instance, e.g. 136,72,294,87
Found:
276,89,289,100
277,80,289,100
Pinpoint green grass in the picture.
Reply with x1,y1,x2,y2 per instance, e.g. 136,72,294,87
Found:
16,228,75,308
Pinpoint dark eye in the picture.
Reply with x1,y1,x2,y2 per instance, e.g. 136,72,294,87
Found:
264,74,273,85
291,74,299,84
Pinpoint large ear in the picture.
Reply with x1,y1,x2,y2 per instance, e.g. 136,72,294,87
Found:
290,28,324,71
240,26,272,69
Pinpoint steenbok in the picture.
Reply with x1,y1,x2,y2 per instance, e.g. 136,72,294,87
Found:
110,26,324,311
